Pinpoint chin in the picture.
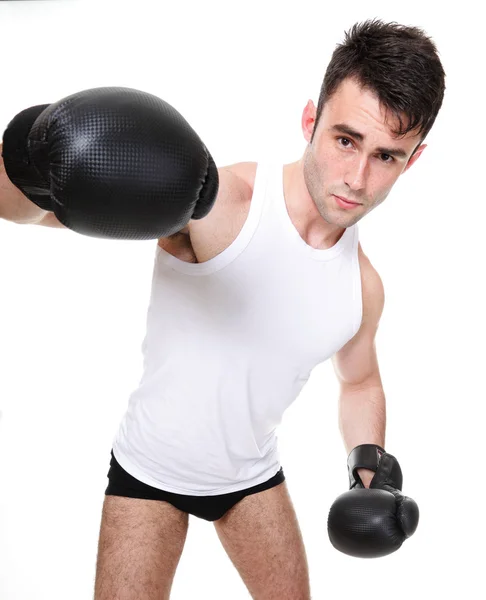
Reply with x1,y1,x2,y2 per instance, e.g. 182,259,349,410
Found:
324,209,362,229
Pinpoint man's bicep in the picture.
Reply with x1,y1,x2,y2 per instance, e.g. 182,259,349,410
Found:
331,326,381,389
332,248,385,389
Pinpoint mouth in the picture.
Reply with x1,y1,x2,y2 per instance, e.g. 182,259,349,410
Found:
333,195,362,209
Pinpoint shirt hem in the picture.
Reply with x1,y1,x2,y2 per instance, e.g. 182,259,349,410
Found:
111,444,282,496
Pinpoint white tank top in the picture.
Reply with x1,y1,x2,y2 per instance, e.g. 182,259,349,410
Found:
112,163,363,495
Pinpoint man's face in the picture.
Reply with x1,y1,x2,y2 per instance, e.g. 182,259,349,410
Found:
302,78,426,228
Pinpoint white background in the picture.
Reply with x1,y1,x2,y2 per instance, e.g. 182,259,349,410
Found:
0,1,484,598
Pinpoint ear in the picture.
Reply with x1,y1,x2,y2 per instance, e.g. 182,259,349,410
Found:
403,144,427,173
302,100,317,143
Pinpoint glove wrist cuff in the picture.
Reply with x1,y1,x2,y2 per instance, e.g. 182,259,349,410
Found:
347,444,386,488
2,103,53,211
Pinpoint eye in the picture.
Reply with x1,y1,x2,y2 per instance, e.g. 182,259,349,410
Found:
380,153,394,164
338,137,353,148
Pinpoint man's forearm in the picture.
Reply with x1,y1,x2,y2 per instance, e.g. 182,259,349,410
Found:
339,383,386,486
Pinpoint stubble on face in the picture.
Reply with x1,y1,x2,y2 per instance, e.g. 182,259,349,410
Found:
302,146,384,229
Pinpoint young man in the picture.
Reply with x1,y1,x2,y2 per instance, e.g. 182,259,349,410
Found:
1,19,445,600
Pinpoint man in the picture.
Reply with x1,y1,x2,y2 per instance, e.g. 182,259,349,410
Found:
1,19,445,600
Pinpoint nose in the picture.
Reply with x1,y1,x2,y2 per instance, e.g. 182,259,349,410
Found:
344,156,368,192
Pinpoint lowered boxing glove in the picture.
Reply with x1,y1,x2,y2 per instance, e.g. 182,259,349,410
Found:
1,87,218,239
327,444,419,558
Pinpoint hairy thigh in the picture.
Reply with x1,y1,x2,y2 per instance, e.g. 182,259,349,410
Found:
213,482,311,600
94,495,189,600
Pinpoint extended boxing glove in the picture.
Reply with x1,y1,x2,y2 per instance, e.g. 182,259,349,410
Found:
327,444,419,558
1,87,218,239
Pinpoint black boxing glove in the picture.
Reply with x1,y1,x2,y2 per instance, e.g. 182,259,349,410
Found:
327,444,419,558
1,87,218,239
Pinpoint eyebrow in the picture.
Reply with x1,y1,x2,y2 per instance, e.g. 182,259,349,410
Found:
331,123,409,159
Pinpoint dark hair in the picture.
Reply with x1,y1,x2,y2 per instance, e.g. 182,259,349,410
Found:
312,19,446,149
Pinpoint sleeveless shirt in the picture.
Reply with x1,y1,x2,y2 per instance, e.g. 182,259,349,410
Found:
111,162,362,495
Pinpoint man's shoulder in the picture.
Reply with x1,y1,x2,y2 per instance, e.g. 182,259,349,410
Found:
185,162,257,241
218,162,257,199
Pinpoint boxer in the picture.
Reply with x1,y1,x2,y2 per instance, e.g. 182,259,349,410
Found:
1,18,445,600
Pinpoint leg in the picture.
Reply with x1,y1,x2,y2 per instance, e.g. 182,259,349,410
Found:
94,495,189,600
213,481,311,600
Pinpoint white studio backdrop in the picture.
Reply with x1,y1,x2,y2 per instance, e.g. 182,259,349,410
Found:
0,1,484,599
